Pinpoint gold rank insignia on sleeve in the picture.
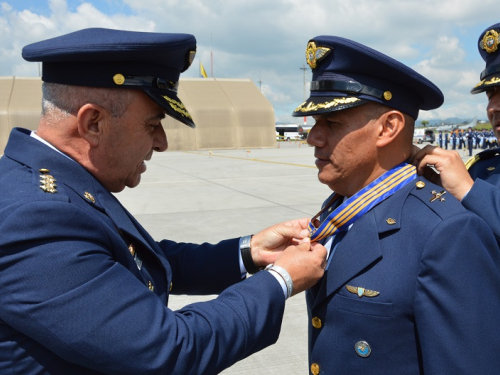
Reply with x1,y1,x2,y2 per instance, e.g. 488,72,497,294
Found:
39,168,57,193
346,285,380,298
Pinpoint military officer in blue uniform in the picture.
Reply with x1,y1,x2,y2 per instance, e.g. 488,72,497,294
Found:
0,28,328,374
413,22,500,243
292,35,500,374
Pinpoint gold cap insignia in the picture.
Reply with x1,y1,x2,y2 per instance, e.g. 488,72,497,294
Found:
113,74,125,85
480,29,500,54
84,191,95,203
39,171,57,194
187,50,196,69
386,218,396,225
346,285,380,298
306,41,332,69
416,181,426,189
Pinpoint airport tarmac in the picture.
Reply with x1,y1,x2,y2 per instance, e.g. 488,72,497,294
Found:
117,140,483,375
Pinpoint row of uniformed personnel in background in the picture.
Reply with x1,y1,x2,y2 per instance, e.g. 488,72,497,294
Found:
1,18,500,375
438,128,499,150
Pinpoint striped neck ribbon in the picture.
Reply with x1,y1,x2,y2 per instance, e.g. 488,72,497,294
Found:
309,162,417,242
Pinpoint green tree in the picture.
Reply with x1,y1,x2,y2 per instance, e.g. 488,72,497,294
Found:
421,120,429,128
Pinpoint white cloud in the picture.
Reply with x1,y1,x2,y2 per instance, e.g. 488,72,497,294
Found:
1,0,499,123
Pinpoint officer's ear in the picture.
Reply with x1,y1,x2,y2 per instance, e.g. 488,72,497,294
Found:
76,103,109,147
375,110,405,148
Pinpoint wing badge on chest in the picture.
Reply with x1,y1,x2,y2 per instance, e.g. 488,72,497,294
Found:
346,285,380,298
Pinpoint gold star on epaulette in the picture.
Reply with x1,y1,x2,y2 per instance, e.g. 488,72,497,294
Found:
306,41,331,69
39,168,57,194
346,285,380,298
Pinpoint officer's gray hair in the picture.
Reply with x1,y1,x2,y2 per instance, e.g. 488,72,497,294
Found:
41,83,135,119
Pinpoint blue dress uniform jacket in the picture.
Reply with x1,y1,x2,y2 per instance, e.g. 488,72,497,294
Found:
463,147,500,242
0,128,285,375
306,178,500,374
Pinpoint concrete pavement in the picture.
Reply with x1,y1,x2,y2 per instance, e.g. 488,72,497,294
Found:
116,141,482,374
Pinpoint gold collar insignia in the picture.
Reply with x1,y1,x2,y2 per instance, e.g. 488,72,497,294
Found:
430,190,446,203
84,191,96,203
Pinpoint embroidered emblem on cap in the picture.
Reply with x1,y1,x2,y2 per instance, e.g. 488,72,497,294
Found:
187,50,196,69
430,190,446,202
480,29,500,54
306,41,331,69
346,285,380,298
355,341,371,358
39,169,57,194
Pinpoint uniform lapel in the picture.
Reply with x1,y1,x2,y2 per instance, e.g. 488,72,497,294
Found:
309,182,412,309
312,210,382,309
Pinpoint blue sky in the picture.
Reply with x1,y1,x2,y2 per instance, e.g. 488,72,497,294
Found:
1,0,499,124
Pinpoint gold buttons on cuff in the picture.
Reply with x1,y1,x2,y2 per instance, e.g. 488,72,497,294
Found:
311,363,320,375
148,281,154,292
312,316,322,329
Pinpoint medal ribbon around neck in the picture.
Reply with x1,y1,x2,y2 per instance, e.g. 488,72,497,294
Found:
309,163,417,242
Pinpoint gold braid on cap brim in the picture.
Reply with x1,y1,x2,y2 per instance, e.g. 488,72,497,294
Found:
162,96,192,119
474,76,500,89
294,97,361,113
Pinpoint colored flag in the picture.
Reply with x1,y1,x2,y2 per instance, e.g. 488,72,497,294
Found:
200,61,208,78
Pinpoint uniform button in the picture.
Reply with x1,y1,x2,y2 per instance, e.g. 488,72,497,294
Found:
312,316,322,329
148,281,154,292
311,363,320,375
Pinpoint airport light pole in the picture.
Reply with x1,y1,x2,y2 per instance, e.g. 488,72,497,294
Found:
300,64,307,125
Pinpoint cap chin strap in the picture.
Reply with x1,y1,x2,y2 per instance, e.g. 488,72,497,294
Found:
480,63,500,80
310,80,386,100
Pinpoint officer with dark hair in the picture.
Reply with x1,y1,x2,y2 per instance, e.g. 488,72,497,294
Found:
413,22,500,242
293,34,500,374
0,28,327,374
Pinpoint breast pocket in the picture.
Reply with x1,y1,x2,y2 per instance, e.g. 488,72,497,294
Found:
333,294,393,318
